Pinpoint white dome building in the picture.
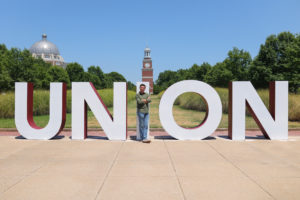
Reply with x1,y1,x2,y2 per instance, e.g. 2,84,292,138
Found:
29,34,66,68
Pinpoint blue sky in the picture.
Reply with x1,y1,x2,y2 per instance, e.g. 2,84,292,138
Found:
1,0,299,84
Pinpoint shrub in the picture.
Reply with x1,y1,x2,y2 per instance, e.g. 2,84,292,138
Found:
157,90,165,99
289,94,300,121
0,91,14,118
158,88,300,121
0,89,136,118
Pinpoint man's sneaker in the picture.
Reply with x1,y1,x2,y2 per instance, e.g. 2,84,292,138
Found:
142,139,151,143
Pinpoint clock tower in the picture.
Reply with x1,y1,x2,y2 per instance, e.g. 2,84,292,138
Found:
142,47,154,94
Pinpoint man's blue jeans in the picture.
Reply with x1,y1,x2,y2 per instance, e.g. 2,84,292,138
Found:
137,111,149,140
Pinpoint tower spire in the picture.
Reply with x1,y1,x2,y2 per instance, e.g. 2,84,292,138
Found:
144,46,151,58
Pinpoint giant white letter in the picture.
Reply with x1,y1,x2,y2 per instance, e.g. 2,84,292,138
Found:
72,82,127,140
159,80,222,140
229,81,288,140
15,82,67,140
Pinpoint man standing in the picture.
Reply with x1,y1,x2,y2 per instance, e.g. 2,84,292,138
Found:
136,84,151,143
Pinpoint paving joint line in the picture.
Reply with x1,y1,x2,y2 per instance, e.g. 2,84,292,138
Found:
246,141,300,171
1,164,44,196
163,140,187,200
205,141,277,200
94,141,125,200
1,140,79,196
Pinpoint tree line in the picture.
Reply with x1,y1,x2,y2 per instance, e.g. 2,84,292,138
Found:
0,45,136,91
1,31,299,93
155,32,300,93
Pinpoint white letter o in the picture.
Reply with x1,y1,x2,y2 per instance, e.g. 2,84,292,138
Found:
159,80,222,140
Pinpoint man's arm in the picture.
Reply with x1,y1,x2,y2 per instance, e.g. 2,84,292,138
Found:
146,95,151,103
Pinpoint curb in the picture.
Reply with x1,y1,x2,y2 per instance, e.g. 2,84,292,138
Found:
1,128,300,132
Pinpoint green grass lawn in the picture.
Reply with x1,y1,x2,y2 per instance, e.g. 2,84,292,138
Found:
1,95,299,129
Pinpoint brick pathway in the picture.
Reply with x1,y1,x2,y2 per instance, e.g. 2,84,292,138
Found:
0,129,299,138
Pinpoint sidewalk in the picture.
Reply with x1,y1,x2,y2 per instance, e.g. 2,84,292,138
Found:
0,134,300,200
0,129,300,137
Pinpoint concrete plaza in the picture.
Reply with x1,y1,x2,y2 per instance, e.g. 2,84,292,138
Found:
0,134,300,200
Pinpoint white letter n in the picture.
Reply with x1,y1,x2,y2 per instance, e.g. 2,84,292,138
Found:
72,82,127,140
229,81,288,140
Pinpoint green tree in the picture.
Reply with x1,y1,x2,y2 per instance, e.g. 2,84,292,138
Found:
87,65,106,88
224,47,252,81
153,83,163,94
46,66,70,87
2,48,51,89
127,81,136,91
186,64,200,80
0,44,13,90
197,62,211,81
32,59,52,88
249,32,300,92
177,68,191,80
66,62,84,82
186,62,212,81
204,62,233,87
248,61,273,88
0,64,13,91
6,48,37,83
156,70,180,90
104,72,126,88
83,72,102,89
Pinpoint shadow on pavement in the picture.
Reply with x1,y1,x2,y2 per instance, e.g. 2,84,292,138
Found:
153,135,216,140
218,135,267,140
67,135,109,140
15,135,65,140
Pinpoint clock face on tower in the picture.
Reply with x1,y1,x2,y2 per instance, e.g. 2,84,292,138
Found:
145,63,150,68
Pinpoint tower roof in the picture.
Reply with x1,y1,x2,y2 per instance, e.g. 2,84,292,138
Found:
144,46,151,59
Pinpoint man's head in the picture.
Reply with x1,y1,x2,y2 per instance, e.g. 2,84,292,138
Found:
139,84,146,93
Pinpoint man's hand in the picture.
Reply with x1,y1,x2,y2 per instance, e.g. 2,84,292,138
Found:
147,97,151,101
142,99,147,103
